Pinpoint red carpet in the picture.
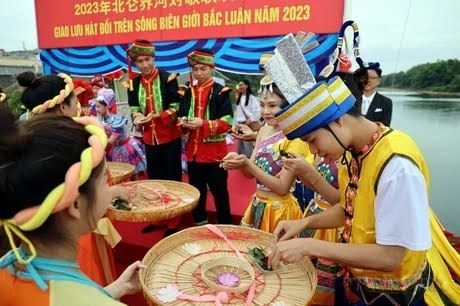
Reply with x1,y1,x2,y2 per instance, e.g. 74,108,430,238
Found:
113,142,255,305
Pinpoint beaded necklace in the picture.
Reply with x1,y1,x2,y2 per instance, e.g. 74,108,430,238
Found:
339,123,387,243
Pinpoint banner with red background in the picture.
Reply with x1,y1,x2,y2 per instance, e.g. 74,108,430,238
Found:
35,0,344,49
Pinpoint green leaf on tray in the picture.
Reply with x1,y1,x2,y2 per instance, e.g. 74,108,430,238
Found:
278,145,290,158
248,246,272,271
112,198,131,211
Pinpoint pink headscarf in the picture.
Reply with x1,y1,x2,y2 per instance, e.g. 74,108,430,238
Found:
96,88,117,114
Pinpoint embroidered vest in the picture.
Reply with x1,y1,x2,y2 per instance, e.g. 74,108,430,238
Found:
339,129,429,291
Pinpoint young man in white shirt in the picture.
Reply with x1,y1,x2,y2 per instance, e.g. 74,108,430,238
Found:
271,75,432,305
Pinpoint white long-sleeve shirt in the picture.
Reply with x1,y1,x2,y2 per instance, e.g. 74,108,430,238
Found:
235,94,260,124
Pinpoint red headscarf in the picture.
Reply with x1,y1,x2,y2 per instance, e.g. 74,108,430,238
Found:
90,75,109,90
73,79,94,107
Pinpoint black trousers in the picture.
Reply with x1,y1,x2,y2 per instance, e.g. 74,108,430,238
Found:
187,162,232,225
145,138,182,182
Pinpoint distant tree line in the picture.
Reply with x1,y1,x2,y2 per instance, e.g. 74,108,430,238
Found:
381,59,460,93
225,59,460,95
8,59,456,117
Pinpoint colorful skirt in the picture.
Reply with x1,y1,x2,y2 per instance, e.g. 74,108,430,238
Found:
107,136,147,174
240,192,303,233
301,198,341,306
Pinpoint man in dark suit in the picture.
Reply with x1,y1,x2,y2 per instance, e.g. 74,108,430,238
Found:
356,63,393,126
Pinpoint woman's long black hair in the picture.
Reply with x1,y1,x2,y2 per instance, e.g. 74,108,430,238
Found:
236,79,253,106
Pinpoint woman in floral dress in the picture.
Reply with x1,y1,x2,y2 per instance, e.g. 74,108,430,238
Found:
222,80,313,233
95,88,147,176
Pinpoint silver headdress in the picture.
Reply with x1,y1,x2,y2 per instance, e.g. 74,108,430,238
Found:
261,32,318,104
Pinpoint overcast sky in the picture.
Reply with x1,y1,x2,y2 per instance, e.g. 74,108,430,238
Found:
2,0,459,74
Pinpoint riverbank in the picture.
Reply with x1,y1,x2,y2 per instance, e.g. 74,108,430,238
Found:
380,87,460,98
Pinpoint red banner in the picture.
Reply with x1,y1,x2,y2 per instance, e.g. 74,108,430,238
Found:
35,0,344,49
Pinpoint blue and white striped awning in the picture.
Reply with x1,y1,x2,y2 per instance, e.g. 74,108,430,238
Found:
40,34,338,76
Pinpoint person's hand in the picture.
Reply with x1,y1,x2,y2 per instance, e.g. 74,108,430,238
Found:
222,152,240,161
134,112,159,125
272,219,308,244
105,261,145,299
132,112,145,125
268,238,313,270
282,152,315,175
110,185,129,202
221,154,249,170
282,153,322,186
134,115,150,125
182,117,203,129
231,124,257,141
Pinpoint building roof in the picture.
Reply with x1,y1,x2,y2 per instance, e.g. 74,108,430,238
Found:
0,57,41,67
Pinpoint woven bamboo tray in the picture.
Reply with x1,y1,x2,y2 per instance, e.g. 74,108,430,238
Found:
108,162,135,185
106,180,199,222
140,225,317,306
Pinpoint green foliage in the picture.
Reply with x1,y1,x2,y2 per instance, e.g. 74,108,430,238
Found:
222,70,263,103
381,59,460,93
111,198,131,211
223,71,262,91
4,88,24,117
248,246,272,271
219,71,263,111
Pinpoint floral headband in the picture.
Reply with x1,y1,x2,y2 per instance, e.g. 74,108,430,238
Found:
31,73,75,114
0,116,108,264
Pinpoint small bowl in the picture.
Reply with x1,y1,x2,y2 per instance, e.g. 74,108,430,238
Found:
201,257,255,294
136,182,166,200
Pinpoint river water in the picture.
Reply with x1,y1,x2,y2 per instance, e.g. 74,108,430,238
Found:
381,90,460,234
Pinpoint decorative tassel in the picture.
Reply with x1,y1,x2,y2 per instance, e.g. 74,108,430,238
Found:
188,68,195,120
189,68,193,89
338,53,352,72
259,75,273,99
127,52,134,91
